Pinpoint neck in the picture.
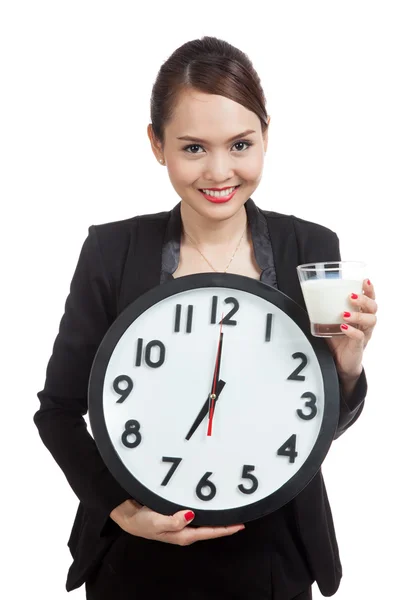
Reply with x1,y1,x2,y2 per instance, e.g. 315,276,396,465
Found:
180,201,248,248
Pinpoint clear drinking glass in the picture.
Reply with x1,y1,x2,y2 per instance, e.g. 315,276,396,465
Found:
296,261,367,337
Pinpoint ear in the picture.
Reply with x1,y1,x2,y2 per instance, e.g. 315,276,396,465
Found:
147,124,163,162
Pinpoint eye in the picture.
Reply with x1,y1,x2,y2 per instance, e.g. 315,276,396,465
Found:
184,144,205,154
232,140,253,152
183,140,254,155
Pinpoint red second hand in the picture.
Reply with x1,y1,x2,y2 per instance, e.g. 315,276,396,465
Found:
207,314,224,436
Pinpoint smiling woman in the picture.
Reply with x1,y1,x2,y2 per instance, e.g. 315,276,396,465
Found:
146,38,271,279
34,34,372,600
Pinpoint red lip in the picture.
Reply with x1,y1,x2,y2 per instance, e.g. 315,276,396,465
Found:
201,186,238,191
199,186,239,204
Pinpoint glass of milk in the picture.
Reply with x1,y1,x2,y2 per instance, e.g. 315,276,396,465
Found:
296,261,367,337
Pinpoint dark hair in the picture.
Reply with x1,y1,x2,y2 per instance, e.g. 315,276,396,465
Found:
150,36,269,148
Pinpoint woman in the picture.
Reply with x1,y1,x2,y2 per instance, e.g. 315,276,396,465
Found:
34,36,377,600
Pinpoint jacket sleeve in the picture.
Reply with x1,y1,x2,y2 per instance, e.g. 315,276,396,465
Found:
34,226,131,534
334,367,367,439
293,218,368,440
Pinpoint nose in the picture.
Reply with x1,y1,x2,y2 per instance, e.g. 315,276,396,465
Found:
202,152,235,184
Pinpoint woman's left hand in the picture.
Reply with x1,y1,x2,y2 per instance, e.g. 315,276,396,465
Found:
326,279,378,381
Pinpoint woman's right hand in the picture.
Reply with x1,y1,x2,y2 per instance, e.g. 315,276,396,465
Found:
110,499,245,546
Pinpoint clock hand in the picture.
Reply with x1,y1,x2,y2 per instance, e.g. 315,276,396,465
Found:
185,379,226,441
185,314,225,441
207,318,224,436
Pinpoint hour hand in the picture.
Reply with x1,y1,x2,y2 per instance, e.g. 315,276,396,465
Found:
185,379,226,441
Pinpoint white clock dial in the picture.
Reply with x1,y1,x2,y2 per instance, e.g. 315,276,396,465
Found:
89,274,339,525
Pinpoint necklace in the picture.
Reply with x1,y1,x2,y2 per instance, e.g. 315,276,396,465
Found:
183,223,248,273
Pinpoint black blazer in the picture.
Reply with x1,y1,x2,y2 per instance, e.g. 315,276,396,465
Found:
34,200,367,595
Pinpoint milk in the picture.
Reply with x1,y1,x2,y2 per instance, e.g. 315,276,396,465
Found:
300,278,363,337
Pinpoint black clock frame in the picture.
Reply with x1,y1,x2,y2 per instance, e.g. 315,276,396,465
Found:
88,273,340,526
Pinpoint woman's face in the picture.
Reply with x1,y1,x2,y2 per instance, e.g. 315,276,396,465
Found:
148,89,269,222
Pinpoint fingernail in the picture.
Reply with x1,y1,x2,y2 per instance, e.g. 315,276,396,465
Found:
351,293,358,299
367,279,371,286
341,324,349,330
343,312,351,318
184,511,195,522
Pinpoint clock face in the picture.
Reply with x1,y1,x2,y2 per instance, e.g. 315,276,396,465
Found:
89,273,339,526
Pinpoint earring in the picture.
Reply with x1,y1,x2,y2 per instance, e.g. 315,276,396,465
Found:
159,158,164,164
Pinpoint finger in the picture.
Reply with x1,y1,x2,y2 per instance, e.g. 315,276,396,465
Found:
362,279,376,302
350,291,378,314
163,510,245,535
154,509,196,534
161,524,245,546
343,311,377,329
340,322,365,344
188,524,245,541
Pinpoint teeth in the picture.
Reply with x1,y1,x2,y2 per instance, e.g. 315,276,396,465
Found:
201,186,237,198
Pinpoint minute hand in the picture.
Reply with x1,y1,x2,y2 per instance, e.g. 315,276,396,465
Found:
207,328,224,436
185,379,226,441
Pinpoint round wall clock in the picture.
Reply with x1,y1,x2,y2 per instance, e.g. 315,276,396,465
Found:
88,273,339,526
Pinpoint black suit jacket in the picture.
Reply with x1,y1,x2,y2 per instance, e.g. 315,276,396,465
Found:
34,200,367,596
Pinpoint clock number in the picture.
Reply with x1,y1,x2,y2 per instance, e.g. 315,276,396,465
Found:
211,296,218,324
211,296,239,326
277,434,298,463
113,375,134,403
161,456,182,486
238,465,259,495
297,392,317,420
135,338,166,368
287,352,307,381
174,304,194,333
121,419,142,448
196,471,217,501
265,313,273,342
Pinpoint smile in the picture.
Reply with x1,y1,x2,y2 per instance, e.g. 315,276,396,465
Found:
199,186,240,204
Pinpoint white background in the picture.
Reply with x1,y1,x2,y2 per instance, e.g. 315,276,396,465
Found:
1,1,398,598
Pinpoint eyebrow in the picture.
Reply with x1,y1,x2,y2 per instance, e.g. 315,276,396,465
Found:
176,129,256,144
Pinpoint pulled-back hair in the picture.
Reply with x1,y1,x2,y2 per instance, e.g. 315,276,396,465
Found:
150,36,269,148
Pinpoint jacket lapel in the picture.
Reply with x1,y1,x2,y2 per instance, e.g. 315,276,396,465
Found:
118,216,167,314
262,210,307,312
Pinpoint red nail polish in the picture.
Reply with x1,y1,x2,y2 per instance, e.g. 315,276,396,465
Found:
341,324,349,330
343,312,351,318
367,280,371,286
351,293,358,299
184,511,195,522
